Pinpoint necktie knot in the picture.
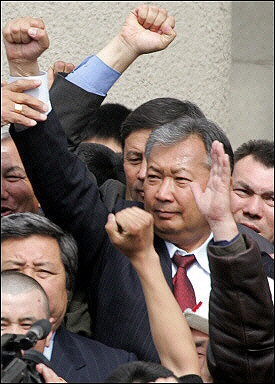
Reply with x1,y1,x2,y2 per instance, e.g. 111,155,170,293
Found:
172,252,196,270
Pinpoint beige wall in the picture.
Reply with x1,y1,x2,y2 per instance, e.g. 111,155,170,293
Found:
1,2,273,149
229,1,273,149
1,1,232,131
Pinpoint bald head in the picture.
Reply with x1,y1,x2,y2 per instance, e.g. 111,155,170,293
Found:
1,271,50,318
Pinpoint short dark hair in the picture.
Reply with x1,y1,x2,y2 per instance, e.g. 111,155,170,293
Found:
1,271,51,318
121,98,206,147
83,103,131,145
105,361,177,383
145,116,234,173
76,142,125,186
1,213,78,295
234,139,274,168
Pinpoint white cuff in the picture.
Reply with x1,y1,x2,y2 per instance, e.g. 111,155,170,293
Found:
8,71,52,115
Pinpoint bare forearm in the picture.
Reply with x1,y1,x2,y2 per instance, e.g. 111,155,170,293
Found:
136,251,201,376
96,34,138,74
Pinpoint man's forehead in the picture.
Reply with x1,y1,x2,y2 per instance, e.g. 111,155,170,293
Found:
1,141,24,168
1,236,62,266
233,158,274,192
2,292,45,318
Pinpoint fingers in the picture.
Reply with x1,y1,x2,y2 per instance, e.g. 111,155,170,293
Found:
47,61,75,90
3,17,45,44
5,78,41,92
115,207,154,234
210,141,231,188
159,16,177,43
52,61,75,75
36,364,66,383
105,213,122,245
1,83,48,127
150,8,168,32
27,25,49,50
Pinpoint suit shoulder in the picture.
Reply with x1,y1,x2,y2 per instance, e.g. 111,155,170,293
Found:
63,329,137,361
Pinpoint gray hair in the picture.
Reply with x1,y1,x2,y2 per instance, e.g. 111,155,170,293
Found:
145,117,234,173
1,213,78,297
1,270,51,318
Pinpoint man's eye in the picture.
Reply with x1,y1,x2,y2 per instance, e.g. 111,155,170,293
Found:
129,158,142,164
176,177,190,183
264,197,274,207
234,188,249,196
21,324,32,330
37,270,51,278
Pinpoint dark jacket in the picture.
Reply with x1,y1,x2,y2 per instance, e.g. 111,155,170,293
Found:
51,326,137,383
207,234,274,383
10,110,273,363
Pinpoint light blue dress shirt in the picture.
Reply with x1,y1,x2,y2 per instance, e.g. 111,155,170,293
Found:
65,55,121,96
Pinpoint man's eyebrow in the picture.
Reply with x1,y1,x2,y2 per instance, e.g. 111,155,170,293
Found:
33,261,54,267
126,151,142,156
171,167,189,175
18,317,37,323
3,259,26,267
235,181,274,197
147,165,162,174
234,181,253,191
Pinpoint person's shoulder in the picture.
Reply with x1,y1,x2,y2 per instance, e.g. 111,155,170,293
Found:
237,223,274,254
60,327,137,360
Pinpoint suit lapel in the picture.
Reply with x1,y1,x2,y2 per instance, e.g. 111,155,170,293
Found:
154,235,173,290
51,327,87,381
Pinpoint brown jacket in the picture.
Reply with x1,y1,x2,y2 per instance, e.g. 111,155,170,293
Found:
207,234,274,383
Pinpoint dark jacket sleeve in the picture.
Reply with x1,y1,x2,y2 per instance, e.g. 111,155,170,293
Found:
206,234,274,383
10,109,115,273
49,73,105,152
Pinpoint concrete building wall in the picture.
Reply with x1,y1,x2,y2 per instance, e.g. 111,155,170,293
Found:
2,2,273,150
2,1,232,132
229,1,273,149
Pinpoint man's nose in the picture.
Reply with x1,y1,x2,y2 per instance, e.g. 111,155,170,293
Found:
137,158,147,182
155,178,174,202
243,194,263,218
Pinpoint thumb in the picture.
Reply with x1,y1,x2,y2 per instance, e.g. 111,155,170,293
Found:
105,213,120,239
28,27,50,50
160,16,176,46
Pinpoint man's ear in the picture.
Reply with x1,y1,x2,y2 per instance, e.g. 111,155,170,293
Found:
45,317,55,347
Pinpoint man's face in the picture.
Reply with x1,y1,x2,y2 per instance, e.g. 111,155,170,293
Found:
123,129,151,202
1,139,39,217
231,155,274,242
1,290,52,354
144,135,211,251
1,235,67,331
191,328,209,371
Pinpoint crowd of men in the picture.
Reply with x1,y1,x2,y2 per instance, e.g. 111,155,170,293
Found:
1,4,274,383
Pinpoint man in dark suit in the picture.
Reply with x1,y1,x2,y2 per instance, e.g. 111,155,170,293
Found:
1,216,137,383
4,11,273,364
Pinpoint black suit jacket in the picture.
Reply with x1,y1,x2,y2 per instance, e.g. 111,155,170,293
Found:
10,107,274,362
51,326,137,383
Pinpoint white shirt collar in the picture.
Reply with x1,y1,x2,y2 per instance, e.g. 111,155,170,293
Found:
43,331,56,361
165,232,213,274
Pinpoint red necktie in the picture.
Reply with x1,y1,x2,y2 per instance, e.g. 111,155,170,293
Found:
172,252,196,311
